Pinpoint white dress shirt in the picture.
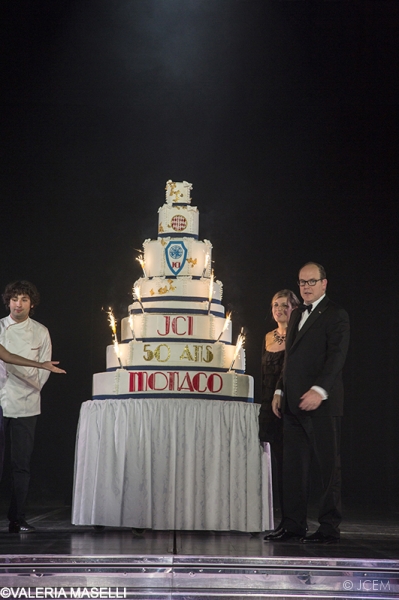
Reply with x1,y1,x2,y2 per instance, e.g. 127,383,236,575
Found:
298,294,326,330
0,315,51,417
299,294,327,400
274,294,328,401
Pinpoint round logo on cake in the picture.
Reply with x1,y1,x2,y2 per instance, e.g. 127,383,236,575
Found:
169,244,184,260
171,214,187,231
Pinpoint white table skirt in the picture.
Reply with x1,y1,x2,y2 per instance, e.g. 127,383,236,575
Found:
72,397,273,532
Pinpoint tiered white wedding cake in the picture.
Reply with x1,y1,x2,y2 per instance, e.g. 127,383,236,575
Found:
92,180,254,402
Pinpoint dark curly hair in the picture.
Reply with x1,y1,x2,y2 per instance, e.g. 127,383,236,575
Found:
2,281,40,316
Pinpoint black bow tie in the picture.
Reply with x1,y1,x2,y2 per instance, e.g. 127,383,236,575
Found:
300,304,313,313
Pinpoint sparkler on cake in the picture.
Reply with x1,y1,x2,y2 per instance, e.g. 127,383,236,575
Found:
106,307,123,369
128,314,136,340
92,180,254,404
202,252,210,277
229,327,247,371
208,269,214,315
136,254,147,278
216,311,232,342
133,286,145,313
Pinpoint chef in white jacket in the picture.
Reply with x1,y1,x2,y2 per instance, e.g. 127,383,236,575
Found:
0,280,65,533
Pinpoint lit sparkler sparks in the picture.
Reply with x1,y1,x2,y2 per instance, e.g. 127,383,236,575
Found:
208,269,214,315
136,254,147,278
228,327,246,371
216,311,231,342
106,307,123,368
202,252,210,277
133,286,145,313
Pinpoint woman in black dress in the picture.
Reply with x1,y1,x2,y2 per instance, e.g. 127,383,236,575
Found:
259,289,300,526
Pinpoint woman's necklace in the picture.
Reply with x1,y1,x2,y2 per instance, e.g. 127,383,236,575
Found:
273,329,286,345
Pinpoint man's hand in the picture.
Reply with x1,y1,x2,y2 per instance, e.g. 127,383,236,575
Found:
299,389,323,411
272,393,282,418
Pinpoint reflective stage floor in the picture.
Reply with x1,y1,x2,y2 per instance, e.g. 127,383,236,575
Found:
0,507,398,599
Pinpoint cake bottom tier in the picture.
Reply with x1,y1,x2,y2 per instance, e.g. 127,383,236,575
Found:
93,368,254,402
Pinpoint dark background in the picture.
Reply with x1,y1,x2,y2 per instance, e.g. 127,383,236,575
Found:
1,0,398,513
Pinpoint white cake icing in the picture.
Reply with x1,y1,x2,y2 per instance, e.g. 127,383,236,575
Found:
134,276,223,303
93,369,253,401
158,205,199,239
157,180,199,239
129,298,224,318
106,340,245,372
143,238,212,277
129,275,224,316
165,180,192,204
92,180,253,403
120,313,232,344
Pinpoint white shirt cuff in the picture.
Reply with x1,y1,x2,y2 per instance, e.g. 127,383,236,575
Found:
311,385,328,400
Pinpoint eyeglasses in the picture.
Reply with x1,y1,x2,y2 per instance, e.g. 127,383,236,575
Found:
297,278,323,287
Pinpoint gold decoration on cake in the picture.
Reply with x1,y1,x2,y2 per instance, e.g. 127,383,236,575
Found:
154,344,171,362
166,180,180,203
165,180,192,205
143,343,170,362
180,345,194,361
202,345,214,363
156,279,176,295
159,223,164,233
187,257,197,268
179,344,214,363
160,239,167,247
150,289,155,296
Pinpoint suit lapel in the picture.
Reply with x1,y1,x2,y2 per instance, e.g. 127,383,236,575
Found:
290,296,330,349
286,307,301,350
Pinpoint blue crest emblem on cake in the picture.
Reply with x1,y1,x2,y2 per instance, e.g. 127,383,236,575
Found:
165,241,188,275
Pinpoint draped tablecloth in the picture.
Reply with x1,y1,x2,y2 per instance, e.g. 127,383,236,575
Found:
72,398,273,532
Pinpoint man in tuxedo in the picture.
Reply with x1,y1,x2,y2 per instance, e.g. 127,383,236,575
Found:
264,262,350,544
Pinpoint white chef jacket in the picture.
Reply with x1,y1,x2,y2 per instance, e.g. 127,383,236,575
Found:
0,315,52,417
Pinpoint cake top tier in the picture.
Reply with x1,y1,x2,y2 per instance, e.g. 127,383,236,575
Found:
159,180,199,239
165,180,193,205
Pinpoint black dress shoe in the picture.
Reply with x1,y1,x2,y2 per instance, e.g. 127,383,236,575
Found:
264,528,302,542
9,519,36,533
264,526,284,536
131,528,146,537
301,531,339,544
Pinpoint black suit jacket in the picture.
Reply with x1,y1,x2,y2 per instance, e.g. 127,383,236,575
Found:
277,296,350,417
